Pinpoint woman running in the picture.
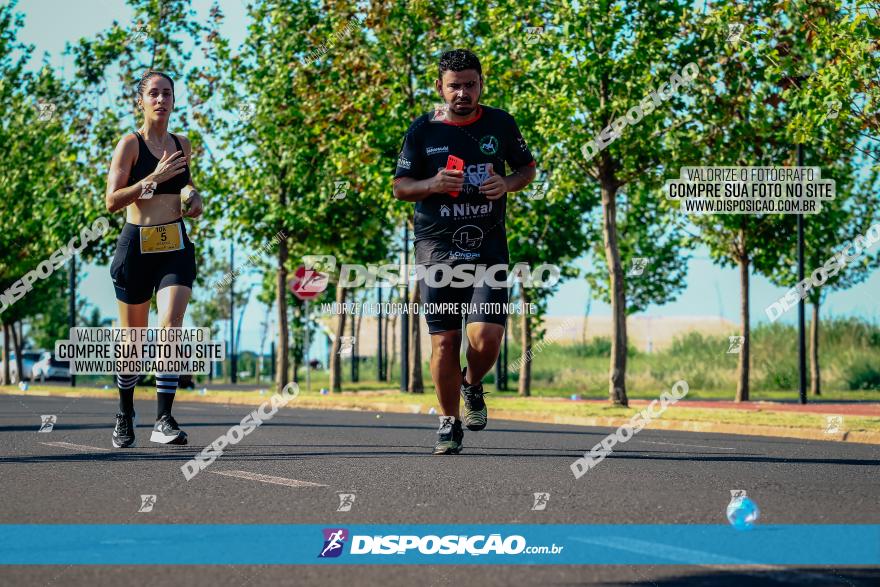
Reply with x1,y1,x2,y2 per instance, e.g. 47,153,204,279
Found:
104,71,203,448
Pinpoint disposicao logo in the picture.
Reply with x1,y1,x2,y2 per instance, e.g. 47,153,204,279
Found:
319,528,348,558
349,533,527,555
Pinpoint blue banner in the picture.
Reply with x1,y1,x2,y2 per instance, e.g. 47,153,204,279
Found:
1,525,877,565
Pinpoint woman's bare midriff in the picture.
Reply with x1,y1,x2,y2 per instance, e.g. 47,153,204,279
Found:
126,193,184,225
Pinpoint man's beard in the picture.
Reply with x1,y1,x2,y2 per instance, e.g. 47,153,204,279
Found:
451,100,476,115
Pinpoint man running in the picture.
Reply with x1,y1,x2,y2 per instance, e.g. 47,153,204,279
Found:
392,49,536,455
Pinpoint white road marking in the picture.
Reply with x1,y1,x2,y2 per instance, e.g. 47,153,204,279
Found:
572,536,842,584
574,535,759,566
40,441,110,452
209,470,327,487
636,440,736,450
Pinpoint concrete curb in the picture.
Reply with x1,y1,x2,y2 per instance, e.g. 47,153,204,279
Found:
3,386,878,445
499,411,879,444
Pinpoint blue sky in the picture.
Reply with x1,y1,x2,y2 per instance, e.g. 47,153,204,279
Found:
15,0,879,354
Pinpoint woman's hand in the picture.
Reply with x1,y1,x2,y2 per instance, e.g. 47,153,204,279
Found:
148,150,187,184
182,191,203,218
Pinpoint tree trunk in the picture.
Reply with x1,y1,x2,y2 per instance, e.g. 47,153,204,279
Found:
509,291,521,346
351,291,360,383
601,182,628,406
329,286,347,392
12,321,23,383
518,287,532,397
386,312,397,383
377,289,383,381
291,309,300,384
287,307,297,381
408,284,423,393
735,250,750,402
276,237,289,393
810,300,821,396
1,323,9,385
354,298,364,382
256,305,271,386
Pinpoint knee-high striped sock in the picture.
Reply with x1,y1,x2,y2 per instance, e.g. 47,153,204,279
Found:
156,373,179,419
116,374,139,416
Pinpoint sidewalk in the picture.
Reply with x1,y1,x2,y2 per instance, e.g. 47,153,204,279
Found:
560,397,880,417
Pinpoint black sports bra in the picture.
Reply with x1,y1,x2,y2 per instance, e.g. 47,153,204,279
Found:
127,131,191,194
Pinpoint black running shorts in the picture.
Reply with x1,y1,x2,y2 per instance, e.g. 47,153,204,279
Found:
417,264,509,334
110,218,197,304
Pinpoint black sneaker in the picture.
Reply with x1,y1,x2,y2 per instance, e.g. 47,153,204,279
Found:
112,412,135,448
460,368,488,431
150,414,188,445
433,416,464,455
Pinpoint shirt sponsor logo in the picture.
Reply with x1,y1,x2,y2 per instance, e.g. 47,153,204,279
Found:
452,225,484,252
426,145,449,155
465,163,492,187
440,201,493,218
397,156,412,170
479,135,499,155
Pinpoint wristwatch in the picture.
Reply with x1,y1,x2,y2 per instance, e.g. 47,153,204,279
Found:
140,180,157,200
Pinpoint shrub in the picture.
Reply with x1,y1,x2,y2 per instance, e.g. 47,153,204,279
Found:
845,362,880,390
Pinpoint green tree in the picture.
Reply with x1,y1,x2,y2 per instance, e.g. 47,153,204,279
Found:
193,0,361,392
773,0,880,399
519,1,712,405
583,183,691,329
765,163,880,395
0,1,92,378
506,192,590,397
684,1,879,401
786,0,880,156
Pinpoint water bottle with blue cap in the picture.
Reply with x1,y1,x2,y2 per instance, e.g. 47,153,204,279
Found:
726,489,760,530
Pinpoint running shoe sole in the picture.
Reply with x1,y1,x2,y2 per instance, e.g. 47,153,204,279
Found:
461,395,487,431
112,437,135,448
150,430,188,445
432,443,463,455
462,411,486,432
112,412,136,448
461,369,488,431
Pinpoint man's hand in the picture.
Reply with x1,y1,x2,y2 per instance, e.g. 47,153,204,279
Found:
431,166,465,195
479,163,506,200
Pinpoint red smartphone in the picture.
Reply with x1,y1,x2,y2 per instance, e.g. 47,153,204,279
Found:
446,154,464,197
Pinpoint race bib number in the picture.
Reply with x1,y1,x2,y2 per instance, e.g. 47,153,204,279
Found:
140,222,183,253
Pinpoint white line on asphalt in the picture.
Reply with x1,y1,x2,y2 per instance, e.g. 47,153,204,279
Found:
209,470,327,487
40,441,110,452
572,536,841,584
636,440,737,450
574,535,756,565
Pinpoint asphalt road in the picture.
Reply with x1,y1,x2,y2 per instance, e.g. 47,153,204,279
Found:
1,393,878,586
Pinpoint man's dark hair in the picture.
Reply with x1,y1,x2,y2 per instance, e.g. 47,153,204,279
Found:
438,49,482,79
